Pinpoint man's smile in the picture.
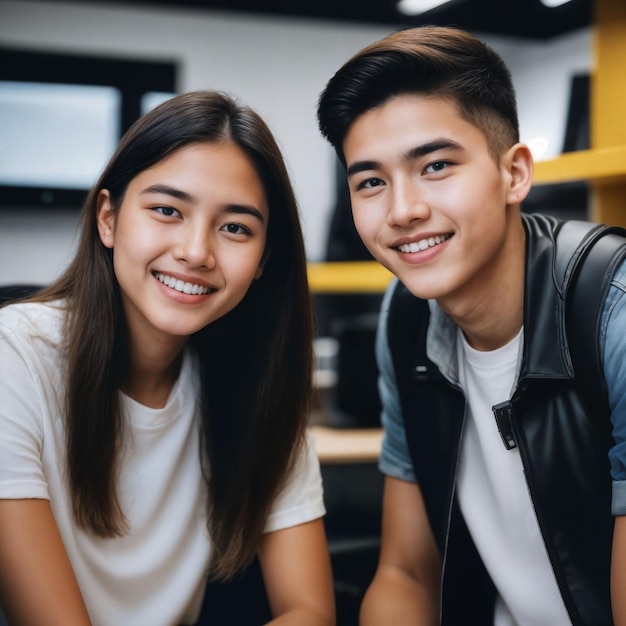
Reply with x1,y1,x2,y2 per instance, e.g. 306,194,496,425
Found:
396,233,452,253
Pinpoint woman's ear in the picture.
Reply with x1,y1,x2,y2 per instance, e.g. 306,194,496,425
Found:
96,190,116,249
504,143,534,205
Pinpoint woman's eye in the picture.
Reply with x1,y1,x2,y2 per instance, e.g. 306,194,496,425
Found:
424,161,449,174
222,223,250,236
153,206,180,217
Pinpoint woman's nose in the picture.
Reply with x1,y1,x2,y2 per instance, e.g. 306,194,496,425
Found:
174,226,216,269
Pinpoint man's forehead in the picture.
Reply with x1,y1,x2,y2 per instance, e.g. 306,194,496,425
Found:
344,97,476,165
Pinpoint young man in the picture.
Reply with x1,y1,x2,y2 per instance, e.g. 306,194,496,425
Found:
317,26,626,625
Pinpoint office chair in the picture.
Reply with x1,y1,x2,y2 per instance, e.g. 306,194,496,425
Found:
0,284,42,305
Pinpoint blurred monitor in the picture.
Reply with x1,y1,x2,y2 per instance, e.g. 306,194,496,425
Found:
1,81,121,193
0,48,177,208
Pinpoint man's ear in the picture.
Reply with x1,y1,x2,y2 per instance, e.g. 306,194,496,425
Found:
504,143,534,205
255,247,271,280
96,190,116,249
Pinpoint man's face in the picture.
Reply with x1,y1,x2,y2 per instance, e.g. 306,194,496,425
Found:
343,94,523,310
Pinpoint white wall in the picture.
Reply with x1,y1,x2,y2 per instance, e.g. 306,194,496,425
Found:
0,0,591,285
499,28,591,157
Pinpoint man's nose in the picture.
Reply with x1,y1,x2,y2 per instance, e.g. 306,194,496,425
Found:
387,179,430,227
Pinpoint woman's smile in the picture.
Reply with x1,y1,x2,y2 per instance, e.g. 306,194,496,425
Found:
153,271,215,295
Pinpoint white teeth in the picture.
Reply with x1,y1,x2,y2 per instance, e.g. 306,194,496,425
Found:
154,272,211,295
398,234,451,253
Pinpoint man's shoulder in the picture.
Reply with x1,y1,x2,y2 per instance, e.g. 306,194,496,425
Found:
612,256,626,282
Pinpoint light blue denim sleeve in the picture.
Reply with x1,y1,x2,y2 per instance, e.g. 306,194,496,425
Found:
601,257,626,514
376,280,417,483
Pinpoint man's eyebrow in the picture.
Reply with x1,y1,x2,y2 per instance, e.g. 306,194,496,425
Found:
346,160,380,178
140,184,195,203
405,139,463,161
346,139,464,178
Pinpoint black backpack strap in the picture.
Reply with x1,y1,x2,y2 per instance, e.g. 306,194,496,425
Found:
566,228,626,417
387,280,434,392
556,221,626,417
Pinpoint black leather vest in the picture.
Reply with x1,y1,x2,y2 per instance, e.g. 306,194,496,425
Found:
388,214,614,625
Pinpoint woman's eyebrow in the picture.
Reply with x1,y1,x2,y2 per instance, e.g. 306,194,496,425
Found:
221,204,266,223
140,183,196,203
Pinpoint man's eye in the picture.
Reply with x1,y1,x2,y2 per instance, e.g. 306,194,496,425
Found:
153,206,180,217
424,161,449,174
356,177,385,191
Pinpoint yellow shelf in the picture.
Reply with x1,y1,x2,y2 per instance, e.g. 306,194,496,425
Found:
530,1,626,229
307,261,393,293
533,146,626,186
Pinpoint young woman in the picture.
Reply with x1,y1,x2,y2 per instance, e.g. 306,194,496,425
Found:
0,91,335,625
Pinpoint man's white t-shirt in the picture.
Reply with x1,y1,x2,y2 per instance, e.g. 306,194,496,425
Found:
0,301,326,626
456,327,571,625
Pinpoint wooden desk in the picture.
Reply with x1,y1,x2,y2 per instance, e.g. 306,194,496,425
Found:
309,425,383,464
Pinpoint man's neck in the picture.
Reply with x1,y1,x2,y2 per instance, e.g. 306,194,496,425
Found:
439,217,526,352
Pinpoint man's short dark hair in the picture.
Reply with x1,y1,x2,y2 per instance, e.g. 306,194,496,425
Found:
317,26,520,163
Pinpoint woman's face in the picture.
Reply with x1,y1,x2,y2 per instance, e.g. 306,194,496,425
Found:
96,141,269,352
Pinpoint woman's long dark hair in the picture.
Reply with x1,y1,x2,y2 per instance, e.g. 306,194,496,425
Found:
21,91,314,579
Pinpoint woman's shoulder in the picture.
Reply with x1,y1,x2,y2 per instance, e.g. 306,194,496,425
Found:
0,300,67,344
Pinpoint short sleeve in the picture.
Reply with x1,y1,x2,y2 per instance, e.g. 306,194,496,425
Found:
376,281,417,484
263,432,326,532
601,258,626,513
0,320,49,500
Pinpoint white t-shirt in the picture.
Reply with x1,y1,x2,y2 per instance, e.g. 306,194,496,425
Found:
456,327,570,626
0,301,326,626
